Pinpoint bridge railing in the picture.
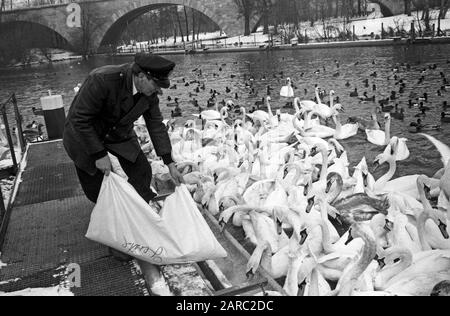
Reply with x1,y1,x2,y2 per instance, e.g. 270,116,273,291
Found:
0,0,95,11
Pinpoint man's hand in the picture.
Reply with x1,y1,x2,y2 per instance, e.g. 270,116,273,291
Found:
168,163,185,186
95,155,112,176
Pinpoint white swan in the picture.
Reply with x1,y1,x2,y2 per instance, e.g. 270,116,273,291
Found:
375,247,450,296
366,113,391,146
373,137,420,200
280,77,295,98
193,102,221,121
332,112,358,140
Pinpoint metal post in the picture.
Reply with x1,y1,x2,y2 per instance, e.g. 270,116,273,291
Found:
0,183,5,223
411,21,415,40
11,94,25,153
432,24,435,38
353,25,356,41
1,109,18,173
381,22,384,39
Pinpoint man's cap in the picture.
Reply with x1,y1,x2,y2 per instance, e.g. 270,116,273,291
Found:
134,53,175,89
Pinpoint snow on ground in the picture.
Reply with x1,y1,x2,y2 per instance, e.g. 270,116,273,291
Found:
121,10,450,51
0,253,7,269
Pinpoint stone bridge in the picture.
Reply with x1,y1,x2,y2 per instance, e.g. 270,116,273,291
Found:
371,0,413,16
0,0,260,53
0,0,412,53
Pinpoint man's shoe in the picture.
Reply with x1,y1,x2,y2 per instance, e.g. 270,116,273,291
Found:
109,247,133,262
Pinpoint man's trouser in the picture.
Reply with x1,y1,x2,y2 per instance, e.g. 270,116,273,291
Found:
75,150,156,204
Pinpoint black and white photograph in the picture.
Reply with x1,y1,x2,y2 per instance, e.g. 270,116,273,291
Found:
0,0,449,299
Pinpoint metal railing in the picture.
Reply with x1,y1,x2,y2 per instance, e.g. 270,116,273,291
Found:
0,93,26,246
0,94,26,174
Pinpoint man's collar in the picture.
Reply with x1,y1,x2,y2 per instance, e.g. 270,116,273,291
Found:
132,76,138,96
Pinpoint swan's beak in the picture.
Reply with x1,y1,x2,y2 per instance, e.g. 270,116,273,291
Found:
299,229,308,245
424,184,432,201
377,257,386,269
326,179,334,194
275,218,283,236
283,168,289,179
304,183,310,196
345,230,354,245
438,220,449,239
306,196,315,213
373,160,380,171
363,173,369,187
384,219,394,232
246,270,255,280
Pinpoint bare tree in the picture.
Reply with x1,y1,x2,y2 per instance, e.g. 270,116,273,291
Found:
234,0,256,35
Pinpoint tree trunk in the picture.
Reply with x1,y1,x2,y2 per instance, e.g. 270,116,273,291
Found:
405,0,412,16
244,14,251,35
440,0,449,19
184,6,189,42
176,10,184,42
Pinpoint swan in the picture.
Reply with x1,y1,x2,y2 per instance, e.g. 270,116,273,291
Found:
416,176,450,250
332,112,358,140
419,133,450,215
372,137,420,200
246,211,291,276
326,223,378,296
280,77,295,98
313,90,342,119
375,247,450,296
246,97,272,124
293,113,335,139
382,136,410,162
193,102,221,121
366,113,391,146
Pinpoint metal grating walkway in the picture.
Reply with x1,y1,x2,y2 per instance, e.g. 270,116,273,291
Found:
0,140,149,296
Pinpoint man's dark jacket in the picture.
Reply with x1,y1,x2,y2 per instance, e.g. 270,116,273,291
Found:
63,63,172,176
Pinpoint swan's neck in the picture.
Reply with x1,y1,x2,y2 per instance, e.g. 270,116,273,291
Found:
376,159,396,188
327,176,343,204
334,227,377,296
319,148,329,186
267,99,274,117
417,211,433,251
306,111,319,130
294,99,301,114
333,115,342,135
384,118,391,145
319,200,336,254
315,90,322,104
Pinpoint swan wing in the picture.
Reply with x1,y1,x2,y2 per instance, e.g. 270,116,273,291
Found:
420,133,450,167
366,129,386,146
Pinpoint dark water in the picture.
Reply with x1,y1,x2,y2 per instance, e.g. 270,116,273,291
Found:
0,44,449,180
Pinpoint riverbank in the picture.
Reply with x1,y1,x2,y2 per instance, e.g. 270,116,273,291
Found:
112,36,450,57
2,49,83,69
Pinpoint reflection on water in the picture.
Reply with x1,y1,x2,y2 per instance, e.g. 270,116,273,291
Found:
0,44,449,179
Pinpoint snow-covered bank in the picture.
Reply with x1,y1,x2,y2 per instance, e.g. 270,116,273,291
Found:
6,49,82,68
121,10,450,52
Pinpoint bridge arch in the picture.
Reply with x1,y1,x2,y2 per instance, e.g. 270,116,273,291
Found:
91,0,258,51
0,20,72,63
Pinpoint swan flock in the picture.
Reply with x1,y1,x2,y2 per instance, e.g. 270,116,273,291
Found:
132,87,450,297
